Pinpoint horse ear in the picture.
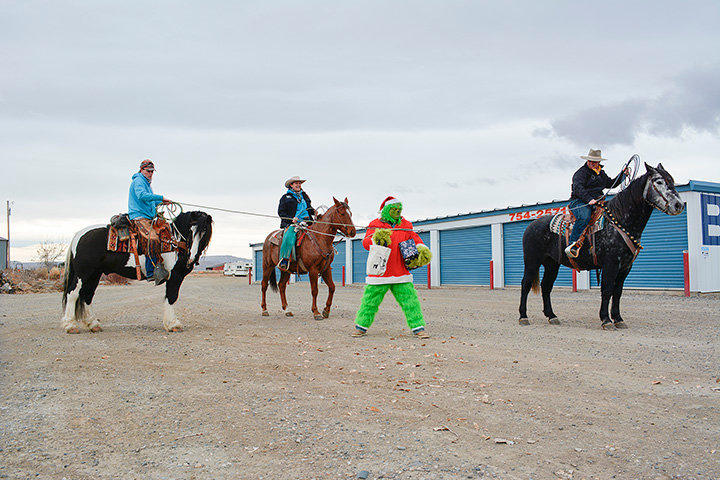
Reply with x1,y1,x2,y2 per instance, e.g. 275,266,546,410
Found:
645,162,656,173
344,197,349,204
333,197,341,206
656,162,665,172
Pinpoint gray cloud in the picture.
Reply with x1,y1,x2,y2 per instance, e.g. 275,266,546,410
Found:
549,66,720,145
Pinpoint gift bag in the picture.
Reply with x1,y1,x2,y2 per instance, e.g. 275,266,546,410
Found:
366,243,391,276
398,238,420,269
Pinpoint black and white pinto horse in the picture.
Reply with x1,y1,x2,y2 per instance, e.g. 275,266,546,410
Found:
62,211,213,333
519,163,684,329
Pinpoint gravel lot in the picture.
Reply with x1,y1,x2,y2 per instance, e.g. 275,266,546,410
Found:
1,274,718,479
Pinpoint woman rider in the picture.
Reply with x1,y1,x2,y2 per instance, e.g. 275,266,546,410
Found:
277,176,315,270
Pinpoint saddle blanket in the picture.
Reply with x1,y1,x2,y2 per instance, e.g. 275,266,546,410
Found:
107,224,174,254
269,228,306,247
549,212,604,237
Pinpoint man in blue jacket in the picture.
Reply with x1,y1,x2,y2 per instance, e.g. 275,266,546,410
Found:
129,159,172,283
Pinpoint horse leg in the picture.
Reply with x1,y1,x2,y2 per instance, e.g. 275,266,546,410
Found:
163,277,183,332
519,261,541,325
611,268,631,329
278,271,293,317
62,273,84,334
308,270,323,320
77,271,102,332
540,260,561,325
261,267,270,316
320,268,335,319
599,262,620,329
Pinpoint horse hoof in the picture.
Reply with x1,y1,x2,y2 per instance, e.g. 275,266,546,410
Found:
518,318,530,326
90,326,103,333
261,311,270,317
66,327,81,334
314,314,324,321
601,321,614,330
169,326,183,332
285,312,294,317
322,310,330,319
614,321,628,329
547,317,561,325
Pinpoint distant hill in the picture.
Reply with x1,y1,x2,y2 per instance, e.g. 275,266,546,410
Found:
9,257,249,272
9,261,62,270
194,255,251,271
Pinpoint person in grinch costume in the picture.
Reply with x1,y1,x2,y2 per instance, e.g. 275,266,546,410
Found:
353,196,432,338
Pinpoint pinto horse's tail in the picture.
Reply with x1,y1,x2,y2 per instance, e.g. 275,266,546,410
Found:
268,267,278,292
62,247,74,310
61,246,86,320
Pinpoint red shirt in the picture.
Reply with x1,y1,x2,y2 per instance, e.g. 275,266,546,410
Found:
363,217,424,285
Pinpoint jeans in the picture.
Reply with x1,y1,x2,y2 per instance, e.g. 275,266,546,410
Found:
568,199,593,244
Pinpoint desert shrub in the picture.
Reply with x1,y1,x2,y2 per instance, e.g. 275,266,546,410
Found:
48,267,62,280
34,267,49,279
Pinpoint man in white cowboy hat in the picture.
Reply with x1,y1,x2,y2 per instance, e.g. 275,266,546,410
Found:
565,149,628,258
277,176,316,270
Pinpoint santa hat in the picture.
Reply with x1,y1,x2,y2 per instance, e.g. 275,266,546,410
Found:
378,196,402,212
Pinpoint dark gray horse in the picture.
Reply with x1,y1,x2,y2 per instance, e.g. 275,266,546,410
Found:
519,163,684,329
62,211,213,333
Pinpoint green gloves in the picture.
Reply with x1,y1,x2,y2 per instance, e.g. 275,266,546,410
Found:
407,244,432,269
372,229,392,247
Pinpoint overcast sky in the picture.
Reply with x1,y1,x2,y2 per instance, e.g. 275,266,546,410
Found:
3,0,719,262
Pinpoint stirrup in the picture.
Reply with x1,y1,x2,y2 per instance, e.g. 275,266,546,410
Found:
564,242,580,259
277,259,290,271
153,263,169,285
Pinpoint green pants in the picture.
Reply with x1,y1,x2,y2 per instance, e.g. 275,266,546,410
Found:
279,226,296,260
354,282,425,333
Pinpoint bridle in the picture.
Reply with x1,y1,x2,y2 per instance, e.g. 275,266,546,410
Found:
302,203,355,273
644,173,674,214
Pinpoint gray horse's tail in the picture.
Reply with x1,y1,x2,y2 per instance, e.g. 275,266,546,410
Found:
530,269,540,294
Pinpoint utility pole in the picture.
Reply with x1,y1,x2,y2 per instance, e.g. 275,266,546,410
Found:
6,200,10,269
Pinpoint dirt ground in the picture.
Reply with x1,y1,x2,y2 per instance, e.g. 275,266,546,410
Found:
1,274,718,480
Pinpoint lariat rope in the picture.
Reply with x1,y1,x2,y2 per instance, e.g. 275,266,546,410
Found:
176,201,418,232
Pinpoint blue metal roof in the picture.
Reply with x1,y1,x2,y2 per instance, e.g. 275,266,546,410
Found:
687,180,720,194
409,180,719,227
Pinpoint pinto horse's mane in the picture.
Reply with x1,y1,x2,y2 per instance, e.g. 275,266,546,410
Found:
171,211,213,259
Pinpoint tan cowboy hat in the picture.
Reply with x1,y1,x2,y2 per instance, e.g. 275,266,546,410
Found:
580,149,606,162
284,176,306,188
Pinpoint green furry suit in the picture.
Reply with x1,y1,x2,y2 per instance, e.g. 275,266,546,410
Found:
354,200,432,334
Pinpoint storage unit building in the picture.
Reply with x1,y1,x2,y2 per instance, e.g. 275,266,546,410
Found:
251,180,720,292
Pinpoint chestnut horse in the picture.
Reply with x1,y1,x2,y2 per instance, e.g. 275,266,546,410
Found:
261,197,356,320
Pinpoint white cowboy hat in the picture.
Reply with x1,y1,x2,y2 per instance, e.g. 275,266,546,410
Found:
580,149,606,162
284,176,306,188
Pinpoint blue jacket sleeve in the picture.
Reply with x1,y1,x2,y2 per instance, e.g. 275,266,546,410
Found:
134,181,163,204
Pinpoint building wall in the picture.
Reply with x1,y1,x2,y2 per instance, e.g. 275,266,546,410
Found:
0,239,7,270
251,181,720,292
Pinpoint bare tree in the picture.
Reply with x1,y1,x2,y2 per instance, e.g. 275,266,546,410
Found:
35,241,67,277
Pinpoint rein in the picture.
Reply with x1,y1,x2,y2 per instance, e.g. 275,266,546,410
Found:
645,176,672,214
599,202,643,262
